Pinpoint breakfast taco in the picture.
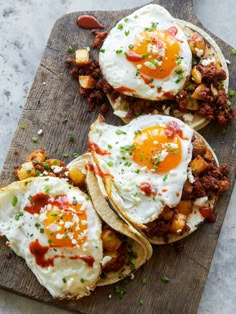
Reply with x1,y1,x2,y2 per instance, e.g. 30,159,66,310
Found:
67,153,153,285
71,4,234,130
88,114,229,244
0,154,152,300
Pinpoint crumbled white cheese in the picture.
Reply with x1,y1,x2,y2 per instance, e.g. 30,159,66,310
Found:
201,57,215,66
37,129,43,135
42,82,46,85
51,165,63,174
56,233,64,240
187,167,195,184
48,223,61,232
130,273,135,280
147,43,166,56
101,255,112,267
162,105,170,115
108,294,112,299
155,149,168,162
43,170,48,175
64,221,73,229
183,113,194,123
72,239,78,245
195,48,204,57
144,60,162,69
226,59,231,64
194,196,208,206
137,64,142,69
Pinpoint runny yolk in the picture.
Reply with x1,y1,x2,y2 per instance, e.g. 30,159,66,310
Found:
126,30,180,79
132,126,182,173
43,197,88,248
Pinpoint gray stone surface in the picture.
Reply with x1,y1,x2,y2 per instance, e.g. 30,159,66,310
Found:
0,0,235,313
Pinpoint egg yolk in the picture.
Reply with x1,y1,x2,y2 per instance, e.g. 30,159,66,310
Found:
43,196,88,248
132,126,182,173
126,29,180,79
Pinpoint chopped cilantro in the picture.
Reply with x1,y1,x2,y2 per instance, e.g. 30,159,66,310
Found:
40,228,44,234
32,137,38,143
63,153,69,158
117,23,123,30
124,18,129,22
62,277,67,283
229,89,235,97
48,239,52,244
128,44,134,49
72,152,79,158
116,129,126,135
67,46,73,53
114,285,126,299
139,299,144,305
142,277,148,285
35,222,40,228
107,161,113,167
116,50,123,54
42,161,49,169
231,48,236,55
142,53,149,59
80,278,85,283
124,30,130,36
69,134,75,142
19,124,26,129
163,174,168,181
15,212,23,221
160,275,169,283
108,144,112,149
44,185,50,193
135,169,140,174
175,69,183,74
100,48,105,53
12,196,18,207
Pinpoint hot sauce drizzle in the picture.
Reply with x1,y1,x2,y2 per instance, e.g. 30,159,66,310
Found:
115,86,135,93
76,15,104,29
140,182,155,196
29,239,95,268
164,121,188,140
88,142,111,155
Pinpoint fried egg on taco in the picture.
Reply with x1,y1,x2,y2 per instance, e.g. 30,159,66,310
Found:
88,114,229,244
95,4,234,129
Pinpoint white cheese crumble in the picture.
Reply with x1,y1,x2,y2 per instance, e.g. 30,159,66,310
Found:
64,221,73,229
137,64,142,69
183,113,194,123
101,255,112,267
144,60,162,69
162,105,170,115
129,273,135,280
56,233,64,240
195,48,204,57
147,43,166,56
37,129,43,135
194,196,208,206
187,167,195,184
201,57,216,66
51,165,63,174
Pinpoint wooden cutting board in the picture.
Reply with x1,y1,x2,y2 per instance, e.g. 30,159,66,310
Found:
0,1,235,313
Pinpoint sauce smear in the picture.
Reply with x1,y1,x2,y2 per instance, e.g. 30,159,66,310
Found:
77,15,104,29
140,182,155,196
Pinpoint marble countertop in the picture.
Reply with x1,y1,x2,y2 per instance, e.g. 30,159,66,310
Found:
0,0,235,313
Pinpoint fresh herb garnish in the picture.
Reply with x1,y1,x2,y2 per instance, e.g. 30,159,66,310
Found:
12,196,18,207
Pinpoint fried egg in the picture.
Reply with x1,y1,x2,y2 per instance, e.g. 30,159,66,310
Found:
99,4,192,101
0,177,103,299
89,115,193,226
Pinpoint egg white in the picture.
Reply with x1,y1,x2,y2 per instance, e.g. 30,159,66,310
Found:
89,115,193,226
99,4,192,100
0,177,103,299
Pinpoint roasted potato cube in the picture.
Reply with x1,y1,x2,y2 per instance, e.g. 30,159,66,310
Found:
188,33,206,56
25,149,47,164
170,213,187,234
79,75,96,89
75,49,89,66
102,251,119,269
191,66,202,84
176,200,193,216
192,136,206,157
102,227,122,252
192,84,207,100
161,207,174,221
17,161,36,180
190,155,208,174
68,166,85,185
203,148,214,161
185,96,199,111
45,159,64,167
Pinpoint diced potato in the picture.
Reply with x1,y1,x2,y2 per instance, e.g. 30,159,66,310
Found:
102,227,122,252
185,97,199,111
170,213,187,234
46,159,64,167
192,84,207,100
75,49,89,66
191,66,202,84
68,166,85,185
190,155,208,174
79,75,96,89
161,207,174,221
102,251,119,269
203,148,214,161
25,149,47,164
192,136,206,157
188,33,206,56
176,200,193,216
17,161,36,180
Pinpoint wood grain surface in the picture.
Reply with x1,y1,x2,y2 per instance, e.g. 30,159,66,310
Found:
0,1,235,313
